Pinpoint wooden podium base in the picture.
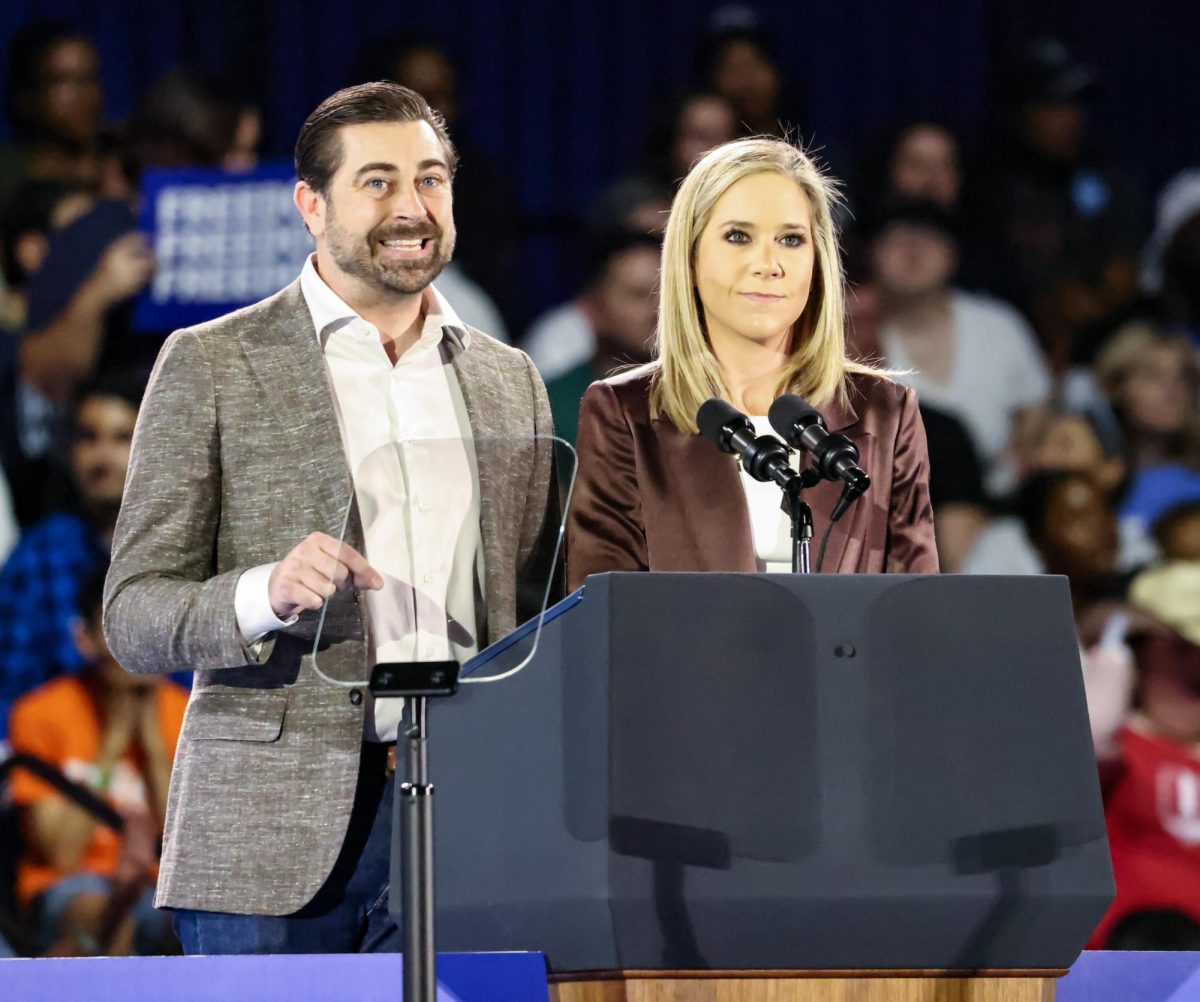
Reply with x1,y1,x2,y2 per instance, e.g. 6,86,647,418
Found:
549,969,1064,1002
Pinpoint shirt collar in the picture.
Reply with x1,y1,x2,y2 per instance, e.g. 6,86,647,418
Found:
298,254,470,351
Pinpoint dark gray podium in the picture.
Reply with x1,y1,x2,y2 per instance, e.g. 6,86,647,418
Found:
423,573,1113,975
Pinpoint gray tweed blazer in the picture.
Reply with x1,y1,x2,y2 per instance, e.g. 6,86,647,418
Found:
103,280,556,914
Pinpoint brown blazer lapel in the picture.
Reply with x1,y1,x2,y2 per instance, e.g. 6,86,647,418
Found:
653,421,758,572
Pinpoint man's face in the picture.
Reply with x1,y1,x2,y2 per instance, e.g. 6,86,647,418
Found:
302,121,455,300
71,395,137,510
592,246,661,357
38,38,103,143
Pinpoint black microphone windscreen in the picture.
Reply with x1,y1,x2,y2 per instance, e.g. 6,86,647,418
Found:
768,394,823,441
696,398,746,446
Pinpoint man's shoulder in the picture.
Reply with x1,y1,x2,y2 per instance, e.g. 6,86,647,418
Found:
168,281,308,348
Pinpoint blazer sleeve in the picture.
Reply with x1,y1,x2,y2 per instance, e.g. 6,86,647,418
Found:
567,381,648,591
103,329,271,674
885,386,940,574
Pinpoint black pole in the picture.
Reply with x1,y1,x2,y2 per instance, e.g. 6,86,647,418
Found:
398,696,436,1002
782,481,814,574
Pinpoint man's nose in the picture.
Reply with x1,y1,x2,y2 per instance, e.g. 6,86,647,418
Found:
390,185,429,220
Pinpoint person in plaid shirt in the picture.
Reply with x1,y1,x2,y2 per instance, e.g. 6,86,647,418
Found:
0,371,140,739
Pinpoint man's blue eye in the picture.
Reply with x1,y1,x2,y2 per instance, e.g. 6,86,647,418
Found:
420,176,443,188
367,178,388,190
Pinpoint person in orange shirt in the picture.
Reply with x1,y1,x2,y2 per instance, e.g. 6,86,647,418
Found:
7,565,187,955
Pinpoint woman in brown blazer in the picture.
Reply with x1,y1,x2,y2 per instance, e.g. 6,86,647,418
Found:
567,137,938,590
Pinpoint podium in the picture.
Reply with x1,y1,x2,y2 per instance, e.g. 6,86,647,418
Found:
421,573,1113,1000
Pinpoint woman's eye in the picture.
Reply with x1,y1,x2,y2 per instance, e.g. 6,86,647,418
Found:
780,233,807,248
724,229,749,244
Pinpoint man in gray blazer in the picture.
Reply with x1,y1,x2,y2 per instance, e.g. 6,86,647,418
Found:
103,82,557,953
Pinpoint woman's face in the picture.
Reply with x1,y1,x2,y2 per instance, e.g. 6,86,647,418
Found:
1041,475,1118,578
1121,343,1198,435
693,171,815,352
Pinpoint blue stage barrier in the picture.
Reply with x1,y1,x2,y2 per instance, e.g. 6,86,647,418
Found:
1,950,1198,1001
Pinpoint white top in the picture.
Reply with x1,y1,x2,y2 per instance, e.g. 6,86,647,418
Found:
882,290,1051,495
739,416,799,573
234,256,482,741
522,301,594,380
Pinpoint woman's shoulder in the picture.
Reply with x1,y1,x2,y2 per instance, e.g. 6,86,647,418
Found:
843,366,915,417
582,362,658,421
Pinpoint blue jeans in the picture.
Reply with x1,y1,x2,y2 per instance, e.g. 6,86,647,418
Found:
174,744,401,955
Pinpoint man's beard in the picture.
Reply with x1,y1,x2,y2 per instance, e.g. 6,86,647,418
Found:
324,204,455,296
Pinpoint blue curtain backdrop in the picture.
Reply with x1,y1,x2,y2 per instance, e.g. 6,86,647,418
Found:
2,0,1197,321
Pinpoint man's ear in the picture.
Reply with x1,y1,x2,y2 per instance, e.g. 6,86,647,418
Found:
294,181,325,239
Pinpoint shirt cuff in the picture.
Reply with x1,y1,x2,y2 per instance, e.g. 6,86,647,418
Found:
234,562,298,645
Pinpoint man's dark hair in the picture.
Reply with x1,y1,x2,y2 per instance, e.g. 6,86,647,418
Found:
70,367,145,429
294,82,458,196
582,229,662,291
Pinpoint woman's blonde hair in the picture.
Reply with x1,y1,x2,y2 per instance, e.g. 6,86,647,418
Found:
650,136,876,432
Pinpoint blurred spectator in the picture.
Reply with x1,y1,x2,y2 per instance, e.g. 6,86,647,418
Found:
1154,502,1200,562
544,230,660,444
1086,560,1200,949
963,408,1136,575
525,225,660,383
19,198,152,408
1106,909,1200,951
589,91,736,238
0,371,141,738
973,39,1144,369
1093,320,1200,559
350,30,520,327
849,120,988,293
870,198,1051,496
0,22,105,208
1019,470,1126,630
693,6,804,139
1141,170,1200,340
918,402,988,573
7,566,185,955
120,68,256,181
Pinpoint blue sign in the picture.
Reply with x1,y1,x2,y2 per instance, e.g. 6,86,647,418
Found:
134,162,313,331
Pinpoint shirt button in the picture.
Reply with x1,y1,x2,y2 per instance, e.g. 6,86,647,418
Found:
349,689,363,705
424,647,435,658
423,573,434,584
418,501,430,512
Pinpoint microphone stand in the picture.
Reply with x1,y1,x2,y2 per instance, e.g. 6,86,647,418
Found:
781,468,822,575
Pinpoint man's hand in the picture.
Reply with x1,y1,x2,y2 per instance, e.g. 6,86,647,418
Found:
268,532,383,620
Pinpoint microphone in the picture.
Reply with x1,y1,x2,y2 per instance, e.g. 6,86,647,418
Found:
696,398,795,489
768,394,870,522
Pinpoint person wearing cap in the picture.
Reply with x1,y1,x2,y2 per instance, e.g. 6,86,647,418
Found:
971,38,1144,367
1084,559,1200,948
869,197,1052,498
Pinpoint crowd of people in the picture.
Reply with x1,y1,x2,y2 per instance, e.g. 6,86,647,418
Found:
0,9,1198,958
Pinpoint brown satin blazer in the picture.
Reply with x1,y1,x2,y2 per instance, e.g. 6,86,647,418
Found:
567,365,939,591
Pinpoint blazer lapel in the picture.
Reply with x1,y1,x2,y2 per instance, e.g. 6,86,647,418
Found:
655,422,758,572
238,282,358,547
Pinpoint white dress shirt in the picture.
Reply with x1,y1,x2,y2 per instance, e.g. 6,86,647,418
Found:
234,256,483,741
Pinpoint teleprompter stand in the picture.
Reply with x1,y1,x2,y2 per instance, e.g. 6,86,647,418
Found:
370,659,461,1002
